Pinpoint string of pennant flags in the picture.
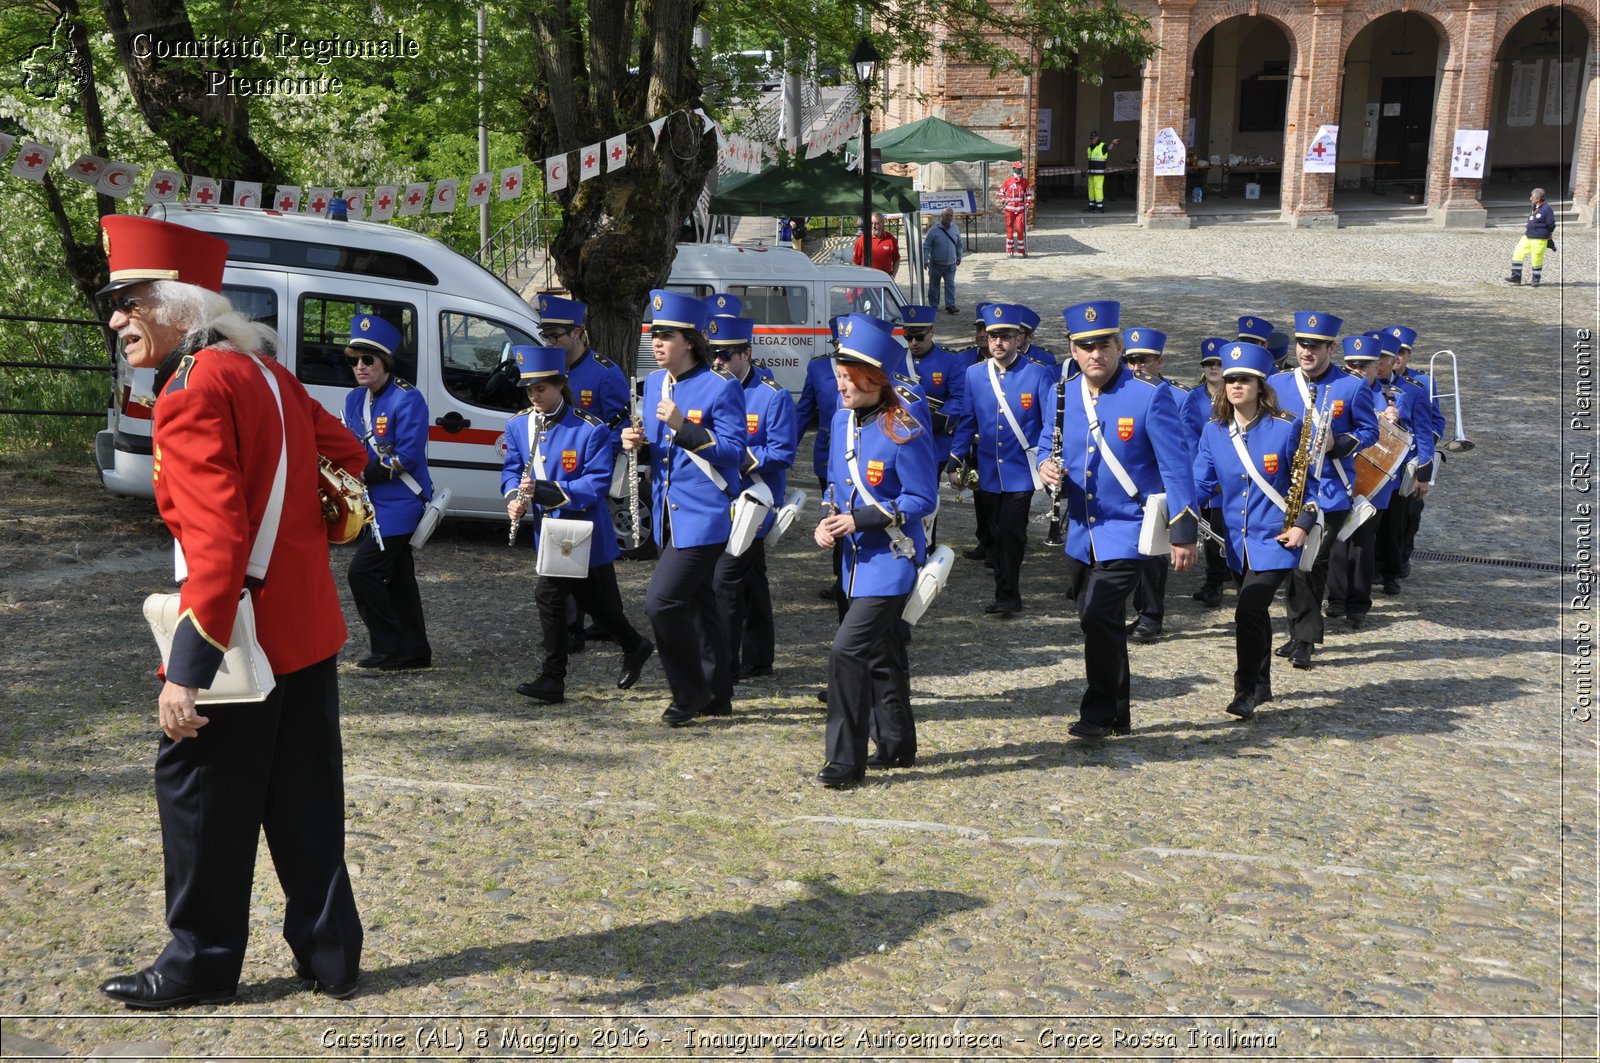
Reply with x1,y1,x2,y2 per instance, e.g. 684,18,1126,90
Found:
0,107,816,220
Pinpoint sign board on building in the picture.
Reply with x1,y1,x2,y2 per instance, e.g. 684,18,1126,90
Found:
919,191,979,215
1152,127,1186,176
1037,108,1052,153
1303,125,1338,173
1113,92,1142,123
1449,130,1488,178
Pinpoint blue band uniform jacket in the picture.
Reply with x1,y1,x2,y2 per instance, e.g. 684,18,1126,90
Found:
1266,366,1380,513
1038,364,1201,564
795,354,840,482
641,362,747,548
826,406,939,598
949,355,1052,492
913,344,968,456
737,369,799,538
566,348,631,454
1193,411,1319,573
501,401,621,569
342,377,432,537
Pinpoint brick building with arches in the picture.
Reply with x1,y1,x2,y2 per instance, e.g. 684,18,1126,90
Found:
879,0,1596,227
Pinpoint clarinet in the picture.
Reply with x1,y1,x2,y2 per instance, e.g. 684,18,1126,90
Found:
627,389,643,548
1044,377,1066,546
508,409,544,546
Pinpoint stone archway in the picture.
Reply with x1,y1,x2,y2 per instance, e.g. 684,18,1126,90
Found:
1188,15,1296,213
1336,10,1450,211
1488,4,1595,209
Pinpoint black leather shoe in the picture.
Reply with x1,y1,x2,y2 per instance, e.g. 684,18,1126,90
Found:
1382,579,1401,595
1254,683,1273,705
100,969,235,1010
816,761,865,788
1225,694,1256,719
356,653,390,669
1067,720,1114,740
1111,718,1132,736
516,675,565,703
984,601,1020,617
868,752,916,769
1274,639,1295,659
1325,604,1345,619
584,623,617,642
617,640,654,689
661,700,704,726
817,584,838,601
962,546,988,561
735,664,773,683
702,699,733,717
1290,641,1313,669
379,656,431,671
1129,623,1162,644
816,687,828,704
1192,584,1224,607
292,960,360,1000
1347,613,1366,630
1398,563,1411,579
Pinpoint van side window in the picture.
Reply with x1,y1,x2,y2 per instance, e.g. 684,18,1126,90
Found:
829,285,903,325
439,311,535,412
220,285,278,336
297,296,417,388
728,285,807,325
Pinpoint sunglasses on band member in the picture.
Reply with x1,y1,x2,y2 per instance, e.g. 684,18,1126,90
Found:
106,294,143,314
903,330,931,342
345,353,380,367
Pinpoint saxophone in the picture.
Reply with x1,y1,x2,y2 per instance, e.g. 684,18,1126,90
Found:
1282,387,1331,533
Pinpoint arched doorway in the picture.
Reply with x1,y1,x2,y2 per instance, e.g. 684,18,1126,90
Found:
1036,52,1143,214
1337,11,1447,210
1188,16,1294,215
1488,6,1593,203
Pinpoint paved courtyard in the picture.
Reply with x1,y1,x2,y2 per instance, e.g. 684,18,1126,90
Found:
1,215,1595,1059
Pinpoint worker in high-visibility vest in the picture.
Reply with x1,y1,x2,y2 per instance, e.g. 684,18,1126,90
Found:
1085,130,1120,213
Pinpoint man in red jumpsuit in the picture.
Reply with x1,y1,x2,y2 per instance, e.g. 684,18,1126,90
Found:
96,215,369,1009
998,160,1035,258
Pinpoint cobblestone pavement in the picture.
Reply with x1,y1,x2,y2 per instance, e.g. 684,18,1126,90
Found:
1,217,1596,1059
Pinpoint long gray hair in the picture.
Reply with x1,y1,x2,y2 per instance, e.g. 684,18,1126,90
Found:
146,280,279,358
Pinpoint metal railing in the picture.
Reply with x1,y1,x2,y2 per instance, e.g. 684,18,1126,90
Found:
478,200,549,287
0,313,113,418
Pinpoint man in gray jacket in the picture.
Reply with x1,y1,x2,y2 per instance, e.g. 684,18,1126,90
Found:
923,208,964,314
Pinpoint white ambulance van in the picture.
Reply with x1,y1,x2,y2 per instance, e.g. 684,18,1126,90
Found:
639,241,909,395
96,203,546,520
96,213,908,521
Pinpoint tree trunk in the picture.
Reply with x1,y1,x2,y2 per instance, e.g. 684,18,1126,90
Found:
101,0,285,182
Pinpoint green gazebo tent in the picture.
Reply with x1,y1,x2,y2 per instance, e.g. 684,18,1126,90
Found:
707,155,920,216
847,115,1022,165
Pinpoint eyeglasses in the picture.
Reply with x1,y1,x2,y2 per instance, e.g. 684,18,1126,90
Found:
106,294,143,314
539,328,571,342
345,353,379,367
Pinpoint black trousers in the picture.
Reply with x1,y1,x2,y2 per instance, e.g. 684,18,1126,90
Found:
645,533,732,711
153,656,362,991
1129,556,1169,627
1064,555,1141,730
534,561,643,679
1401,495,1425,567
1201,506,1230,588
1285,508,1348,644
1328,506,1381,616
347,533,430,663
713,540,773,673
1376,493,1410,581
825,593,915,768
975,488,1034,609
1234,568,1290,696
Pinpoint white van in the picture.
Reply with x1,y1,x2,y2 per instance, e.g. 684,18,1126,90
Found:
642,241,909,395
96,203,546,520
96,213,907,521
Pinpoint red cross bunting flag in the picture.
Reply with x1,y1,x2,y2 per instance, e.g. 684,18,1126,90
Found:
579,143,601,183
64,153,107,184
498,165,523,200
605,134,627,173
96,161,139,199
10,141,56,181
649,116,668,142
399,182,429,216
232,181,262,208
144,169,182,204
0,134,14,167
188,176,221,206
370,184,398,220
305,186,335,215
464,172,492,207
342,187,366,218
430,177,459,213
544,154,568,193
273,185,302,212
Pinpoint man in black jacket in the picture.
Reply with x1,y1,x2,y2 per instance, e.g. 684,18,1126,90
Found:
1506,187,1555,286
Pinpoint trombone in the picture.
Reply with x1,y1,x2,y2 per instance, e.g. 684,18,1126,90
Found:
1427,349,1473,453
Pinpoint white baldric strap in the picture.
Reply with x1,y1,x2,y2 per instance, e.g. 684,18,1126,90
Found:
1078,374,1142,504
527,409,562,517
364,388,430,500
174,354,286,583
1228,420,1290,514
1294,369,1350,490
665,374,730,493
987,358,1043,490
845,415,915,560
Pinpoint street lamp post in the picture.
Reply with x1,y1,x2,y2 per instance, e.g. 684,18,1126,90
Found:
852,37,880,271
